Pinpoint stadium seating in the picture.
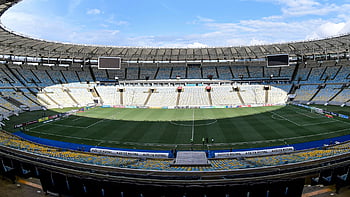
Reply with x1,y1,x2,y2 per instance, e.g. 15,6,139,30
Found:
0,59,347,113
1,131,350,172
216,66,233,79
93,69,109,81
312,85,342,103
140,67,158,80
171,66,186,79
61,70,80,83
126,67,139,80
76,70,94,82
202,66,218,79
146,87,178,107
211,86,241,106
187,66,202,79
155,67,172,79
294,85,319,102
231,66,249,79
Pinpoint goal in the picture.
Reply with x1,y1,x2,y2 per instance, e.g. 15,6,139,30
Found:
310,107,324,114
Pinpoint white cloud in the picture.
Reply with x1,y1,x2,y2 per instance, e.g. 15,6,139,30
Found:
1,11,79,41
87,8,101,15
188,16,215,25
306,21,350,40
3,0,350,47
67,29,121,45
187,42,208,48
265,0,349,17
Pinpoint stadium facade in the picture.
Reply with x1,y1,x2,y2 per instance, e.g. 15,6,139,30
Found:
0,0,349,197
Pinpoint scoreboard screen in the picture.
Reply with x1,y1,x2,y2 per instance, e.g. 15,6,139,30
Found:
267,54,289,67
98,57,121,69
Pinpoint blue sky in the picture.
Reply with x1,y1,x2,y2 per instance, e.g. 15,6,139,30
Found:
2,0,350,47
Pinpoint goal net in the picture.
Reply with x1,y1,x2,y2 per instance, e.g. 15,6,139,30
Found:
310,107,324,114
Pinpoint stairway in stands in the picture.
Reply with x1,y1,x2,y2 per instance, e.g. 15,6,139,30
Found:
144,89,153,106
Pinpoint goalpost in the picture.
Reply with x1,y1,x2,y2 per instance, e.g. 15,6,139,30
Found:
310,107,324,114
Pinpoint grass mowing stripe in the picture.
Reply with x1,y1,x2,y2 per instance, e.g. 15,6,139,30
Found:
6,105,350,150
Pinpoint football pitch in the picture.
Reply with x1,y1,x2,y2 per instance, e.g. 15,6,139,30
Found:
4,105,350,150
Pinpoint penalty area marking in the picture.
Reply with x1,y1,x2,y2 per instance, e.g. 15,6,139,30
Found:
28,118,109,131
269,111,339,127
287,105,324,119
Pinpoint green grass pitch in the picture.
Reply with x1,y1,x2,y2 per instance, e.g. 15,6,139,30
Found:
3,105,350,150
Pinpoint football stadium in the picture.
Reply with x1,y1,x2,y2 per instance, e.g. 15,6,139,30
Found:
0,0,350,196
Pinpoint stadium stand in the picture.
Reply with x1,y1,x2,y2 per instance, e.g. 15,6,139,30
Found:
171,66,186,79
126,67,139,80
202,66,218,79
140,67,158,80
187,66,202,79
1,131,350,172
0,1,350,196
155,67,172,79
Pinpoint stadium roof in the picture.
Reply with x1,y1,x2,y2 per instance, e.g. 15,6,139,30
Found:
1,0,350,62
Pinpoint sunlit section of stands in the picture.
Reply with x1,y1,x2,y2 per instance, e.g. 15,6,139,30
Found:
268,86,289,104
37,93,57,108
37,85,77,108
178,87,210,106
35,84,289,108
48,87,76,107
146,87,177,107
211,86,241,106
95,86,121,106
239,85,265,104
62,84,95,106
123,87,149,106
272,84,292,94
